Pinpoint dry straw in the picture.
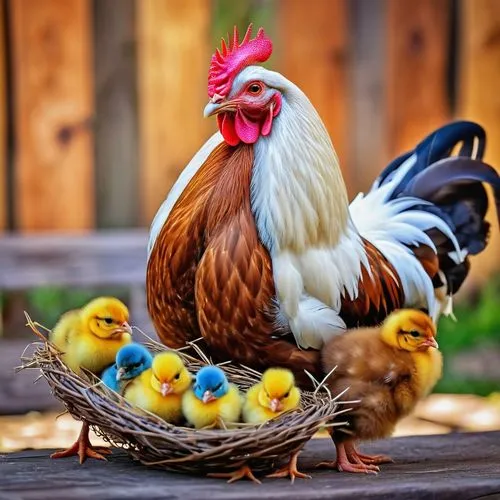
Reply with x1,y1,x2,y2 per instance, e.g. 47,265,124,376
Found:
19,313,351,476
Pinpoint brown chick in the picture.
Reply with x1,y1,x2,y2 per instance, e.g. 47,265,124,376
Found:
317,308,442,474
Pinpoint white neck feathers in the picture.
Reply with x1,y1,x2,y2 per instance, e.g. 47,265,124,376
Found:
250,86,349,254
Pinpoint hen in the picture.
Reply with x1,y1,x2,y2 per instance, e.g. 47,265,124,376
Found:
146,25,500,385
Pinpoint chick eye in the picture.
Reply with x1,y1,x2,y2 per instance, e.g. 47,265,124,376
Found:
247,83,263,94
103,317,113,325
213,382,223,392
409,330,420,338
283,392,290,398
174,373,180,380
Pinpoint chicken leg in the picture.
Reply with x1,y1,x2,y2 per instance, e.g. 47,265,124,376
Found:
50,421,111,464
346,441,393,466
315,440,379,474
207,464,261,484
266,450,311,483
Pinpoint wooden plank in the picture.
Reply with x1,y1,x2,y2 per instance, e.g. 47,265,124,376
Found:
138,0,212,225
0,340,62,415
0,0,6,231
458,0,500,287
0,230,148,289
386,0,451,158
10,0,94,231
278,0,352,193
94,0,139,229
1,432,500,498
349,0,387,195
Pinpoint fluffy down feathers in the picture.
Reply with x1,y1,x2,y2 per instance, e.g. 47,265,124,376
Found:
49,297,132,375
123,352,191,423
243,368,301,424
321,309,442,443
182,366,242,428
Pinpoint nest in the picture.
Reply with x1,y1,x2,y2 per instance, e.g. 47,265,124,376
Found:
20,316,350,476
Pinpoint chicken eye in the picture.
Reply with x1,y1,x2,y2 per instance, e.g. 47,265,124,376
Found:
247,83,263,94
103,317,113,325
283,392,290,398
409,330,420,338
174,373,180,380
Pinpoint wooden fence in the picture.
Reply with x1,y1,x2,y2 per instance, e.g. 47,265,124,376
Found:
0,0,500,413
0,0,499,281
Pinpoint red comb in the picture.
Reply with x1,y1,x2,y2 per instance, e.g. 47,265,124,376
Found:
208,24,273,98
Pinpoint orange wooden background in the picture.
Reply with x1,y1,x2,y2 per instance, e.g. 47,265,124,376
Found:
0,0,499,285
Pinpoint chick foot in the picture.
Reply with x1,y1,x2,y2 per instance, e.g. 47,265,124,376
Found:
346,442,393,465
266,451,311,484
207,465,261,484
50,422,111,464
315,442,379,474
352,451,393,465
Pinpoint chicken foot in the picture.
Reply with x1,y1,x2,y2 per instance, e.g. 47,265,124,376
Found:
315,440,379,474
207,464,261,484
266,450,311,483
50,421,111,464
346,442,394,465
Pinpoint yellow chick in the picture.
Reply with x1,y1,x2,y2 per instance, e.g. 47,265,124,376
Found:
242,368,307,483
50,296,132,374
243,368,301,424
182,366,242,429
317,309,442,474
124,351,192,423
48,296,132,464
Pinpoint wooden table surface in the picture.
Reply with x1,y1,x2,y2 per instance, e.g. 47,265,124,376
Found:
1,431,499,500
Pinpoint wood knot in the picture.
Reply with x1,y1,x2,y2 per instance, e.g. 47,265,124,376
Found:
409,29,425,54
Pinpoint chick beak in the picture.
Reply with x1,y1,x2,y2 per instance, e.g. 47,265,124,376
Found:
202,390,216,404
270,398,283,413
116,367,126,381
423,337,439,349
111,321,132,337
161,382,173,397
122,321,133,335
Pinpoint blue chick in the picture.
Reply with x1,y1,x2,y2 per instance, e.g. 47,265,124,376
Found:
182,365,242,429
101,343,153,393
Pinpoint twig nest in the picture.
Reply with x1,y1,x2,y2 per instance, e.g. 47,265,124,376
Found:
21,333,347,475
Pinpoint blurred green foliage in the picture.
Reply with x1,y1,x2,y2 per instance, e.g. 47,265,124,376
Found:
435,276,500,396
0,287,130,334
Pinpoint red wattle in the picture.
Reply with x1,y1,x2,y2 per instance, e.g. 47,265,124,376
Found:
218,113,240,146
261,106,274,136
234,109,261,144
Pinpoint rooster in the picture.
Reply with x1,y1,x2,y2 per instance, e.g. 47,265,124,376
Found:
147,25,500,387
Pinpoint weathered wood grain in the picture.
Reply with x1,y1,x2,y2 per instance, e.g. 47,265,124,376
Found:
137,0,213,225
349,0,387,195
0,0,6,232
458,0,500,290
1,432,499,499
0,230,148,289
0,341,61,415
386,0,451,158
278,0,352,193
10,0,95,231
94,0,139,229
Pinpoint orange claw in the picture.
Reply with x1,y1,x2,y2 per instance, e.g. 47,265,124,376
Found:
315,441,379,474
266,451,311,483
207,464,261,484
50,422,111,465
